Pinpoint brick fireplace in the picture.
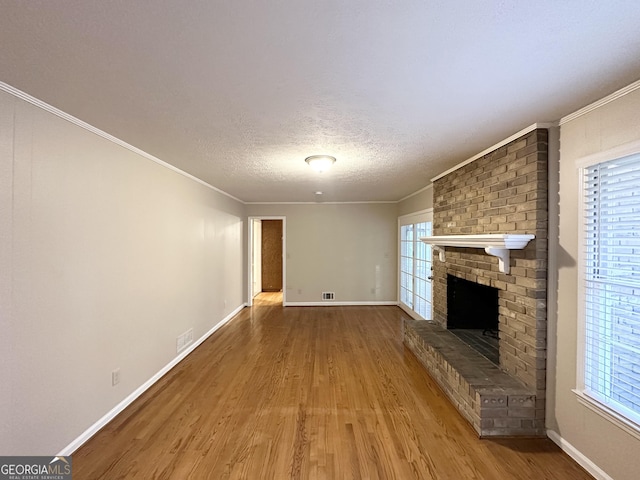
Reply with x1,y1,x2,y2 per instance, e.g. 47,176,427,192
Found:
403,127,548,436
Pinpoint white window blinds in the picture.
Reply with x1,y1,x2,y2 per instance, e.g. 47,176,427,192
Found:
583,153,640,426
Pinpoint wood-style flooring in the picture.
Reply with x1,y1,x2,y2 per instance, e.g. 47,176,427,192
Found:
73,293,591,479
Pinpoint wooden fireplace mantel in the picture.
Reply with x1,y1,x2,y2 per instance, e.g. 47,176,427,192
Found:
419,234,535,274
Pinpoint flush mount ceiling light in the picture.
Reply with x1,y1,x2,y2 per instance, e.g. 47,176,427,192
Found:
305,155,336,173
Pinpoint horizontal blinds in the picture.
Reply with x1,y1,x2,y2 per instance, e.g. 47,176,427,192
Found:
583,153,640,425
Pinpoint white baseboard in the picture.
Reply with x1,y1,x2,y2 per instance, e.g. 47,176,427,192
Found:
284,301,399,307
57,304,246,456
546,429,613,480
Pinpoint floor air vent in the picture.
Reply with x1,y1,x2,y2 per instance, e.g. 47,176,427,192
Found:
322,292,335,300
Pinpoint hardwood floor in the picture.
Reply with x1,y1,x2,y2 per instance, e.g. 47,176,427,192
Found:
73,294,591,479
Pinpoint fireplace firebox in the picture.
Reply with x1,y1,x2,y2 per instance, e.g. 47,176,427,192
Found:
447,275,500,363
447,275,499,331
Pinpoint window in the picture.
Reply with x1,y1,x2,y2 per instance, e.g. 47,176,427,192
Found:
399,212,432,320
580,152,640,430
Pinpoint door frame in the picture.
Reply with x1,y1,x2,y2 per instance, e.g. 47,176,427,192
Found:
247,216,286,306
251,218,262,297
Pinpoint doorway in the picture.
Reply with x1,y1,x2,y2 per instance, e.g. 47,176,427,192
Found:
398,210,433,320
248,216,286,306
261,220,283,292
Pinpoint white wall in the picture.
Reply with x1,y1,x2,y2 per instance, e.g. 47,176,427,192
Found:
397,184,433,216
0,89,245,455
549,83,640,480
246,203,397,304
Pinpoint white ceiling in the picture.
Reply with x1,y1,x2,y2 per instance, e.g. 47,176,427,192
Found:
1,1,640,203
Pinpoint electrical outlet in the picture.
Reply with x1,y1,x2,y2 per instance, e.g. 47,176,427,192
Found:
112,368,120,386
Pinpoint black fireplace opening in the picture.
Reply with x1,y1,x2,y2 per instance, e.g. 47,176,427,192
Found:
447,274,500,364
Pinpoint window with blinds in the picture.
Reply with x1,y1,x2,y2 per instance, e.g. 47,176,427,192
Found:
582,153,640,428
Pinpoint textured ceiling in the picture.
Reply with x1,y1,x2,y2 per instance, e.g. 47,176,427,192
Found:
1,1,640,203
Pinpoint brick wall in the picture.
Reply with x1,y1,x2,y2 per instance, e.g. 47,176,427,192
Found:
432,129,548,408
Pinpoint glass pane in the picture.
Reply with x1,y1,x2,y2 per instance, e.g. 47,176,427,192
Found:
403,257,413,275
416,239,426,260
401,287,413,308
415,296,426,318
416,222,428,238
401,225,410,242
415,260,429,281
403,224,413,241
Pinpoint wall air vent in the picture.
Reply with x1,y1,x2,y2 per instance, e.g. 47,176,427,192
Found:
322,292,335,300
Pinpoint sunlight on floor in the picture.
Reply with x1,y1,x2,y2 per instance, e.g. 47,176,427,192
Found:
253,291,283,306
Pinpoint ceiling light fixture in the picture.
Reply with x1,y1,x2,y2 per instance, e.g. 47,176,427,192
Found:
305,155,336,173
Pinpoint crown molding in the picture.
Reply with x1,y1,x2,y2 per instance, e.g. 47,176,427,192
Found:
431,123,557,182
245,200,397,205
0,81,245,204
560,79,640,125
